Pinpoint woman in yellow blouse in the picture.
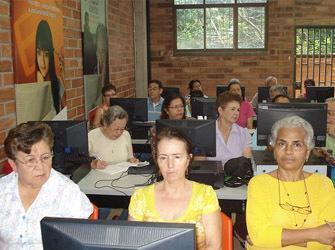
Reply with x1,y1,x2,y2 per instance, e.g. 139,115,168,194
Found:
247,115,335,249
128,127,221,250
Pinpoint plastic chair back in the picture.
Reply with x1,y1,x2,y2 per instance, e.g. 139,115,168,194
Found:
89,203,99,220
221,212,233,250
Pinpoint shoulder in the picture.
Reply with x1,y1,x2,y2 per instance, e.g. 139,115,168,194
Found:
49,169,80,189
232,123,249,136
121,130,131,139
308,173,334,189
0,172,16,193
88,127,102,137
248,174,275,190
132,184,154,200
192,181,216,196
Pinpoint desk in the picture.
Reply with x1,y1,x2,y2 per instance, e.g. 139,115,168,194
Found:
78,169,247,214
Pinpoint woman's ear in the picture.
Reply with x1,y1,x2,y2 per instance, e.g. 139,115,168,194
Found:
218,106,223,116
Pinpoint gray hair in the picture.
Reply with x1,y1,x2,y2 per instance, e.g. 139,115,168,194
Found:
103,105,128,126
269,84,287,96
270,115,315,150
265,76,277,87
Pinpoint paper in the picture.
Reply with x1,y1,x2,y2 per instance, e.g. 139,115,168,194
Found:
96,161,149,175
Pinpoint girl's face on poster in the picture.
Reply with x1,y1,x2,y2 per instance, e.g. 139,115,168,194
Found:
37,48,50,78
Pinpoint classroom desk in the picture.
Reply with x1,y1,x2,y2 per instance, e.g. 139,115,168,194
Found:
78,169,247,214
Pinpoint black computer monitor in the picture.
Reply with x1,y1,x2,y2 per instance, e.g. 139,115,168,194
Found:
156,119,216,157
41,217,196,250
161,87,180,99
216,85,245,99
110,98,148,121
257,103,327,146
42,120,89,174
306,86,334,103
190,97,217,119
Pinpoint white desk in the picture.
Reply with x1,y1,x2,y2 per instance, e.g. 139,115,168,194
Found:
78,169,247,201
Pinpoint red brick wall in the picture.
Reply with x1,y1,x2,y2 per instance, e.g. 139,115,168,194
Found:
0,0,135,169
149,0,335,99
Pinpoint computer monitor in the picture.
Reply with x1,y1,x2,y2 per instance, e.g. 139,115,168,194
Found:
257,103,327,146
41,217,196,250
190,97,217,119
306,86,334,103
156,119,216,157
257,86,288,103
42,120,89,174
110,98,148,121
216,85,245,99
161,87,180,99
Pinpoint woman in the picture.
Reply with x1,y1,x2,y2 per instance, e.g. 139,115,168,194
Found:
129,128,221,250
161,93,187,120
228,79,255,129
207,91,252,167
251,76,278,108
247,115,335,249
35,20,65,113
0,122,92,249
185,80,208,117
92,83,117,128
89,105,138,169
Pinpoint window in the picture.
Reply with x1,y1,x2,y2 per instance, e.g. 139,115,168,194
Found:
295,26,335,88
173,0,268,54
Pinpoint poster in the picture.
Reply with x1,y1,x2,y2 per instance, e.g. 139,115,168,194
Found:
81,0,109,119
12,0,66,123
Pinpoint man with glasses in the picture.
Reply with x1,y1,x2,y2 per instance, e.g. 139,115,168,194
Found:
147,80,164,121
246,116,335,249
0,122,93,249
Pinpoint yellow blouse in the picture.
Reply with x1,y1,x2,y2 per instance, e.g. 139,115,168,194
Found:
128,181,220,250
246,173,335,249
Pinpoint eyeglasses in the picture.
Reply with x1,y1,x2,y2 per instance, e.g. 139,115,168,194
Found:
168,105,184,110
277,172,312,215
15,153,53,168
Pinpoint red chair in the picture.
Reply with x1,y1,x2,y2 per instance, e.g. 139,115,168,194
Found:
88,203,99,220
221,212,233,250
2,160,13,175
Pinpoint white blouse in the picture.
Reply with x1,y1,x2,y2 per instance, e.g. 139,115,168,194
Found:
0,169,93,250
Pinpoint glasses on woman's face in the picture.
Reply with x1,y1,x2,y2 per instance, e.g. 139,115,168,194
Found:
15,153,53,168
168,104,184,110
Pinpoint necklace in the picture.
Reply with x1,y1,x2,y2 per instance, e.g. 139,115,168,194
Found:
277,171,312,228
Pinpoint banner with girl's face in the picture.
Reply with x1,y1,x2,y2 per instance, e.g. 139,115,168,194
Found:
12,0,67,123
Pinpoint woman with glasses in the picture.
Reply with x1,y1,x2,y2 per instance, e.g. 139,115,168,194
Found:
246,115,335,249
92,83,117,129
129,128,221,250
89,105,138,169
0,122,92,249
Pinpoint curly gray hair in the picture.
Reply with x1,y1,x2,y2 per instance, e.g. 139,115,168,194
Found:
103,105,128,126
270,115,315,150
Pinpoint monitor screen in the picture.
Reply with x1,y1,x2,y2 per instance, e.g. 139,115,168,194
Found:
257,86,288,103
257,103,327,146
156,119,216,157
42,120,89,174
110,98,148,122
216,85,245,99
306,86,334,103
190,97,217,119
41,217,196,250
161,87,180,99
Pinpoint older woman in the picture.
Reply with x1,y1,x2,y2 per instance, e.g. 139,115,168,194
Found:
0,122,92,249
207,91,252,167
247,115,335,249
129,128,221,250
89,105,138,169
228,78,255,129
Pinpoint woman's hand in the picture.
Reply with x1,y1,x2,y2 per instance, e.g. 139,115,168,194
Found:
128,157,139,164
313,223,335,246
91,159,108,169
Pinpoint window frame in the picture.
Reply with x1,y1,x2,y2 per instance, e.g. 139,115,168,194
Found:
172,0,269,55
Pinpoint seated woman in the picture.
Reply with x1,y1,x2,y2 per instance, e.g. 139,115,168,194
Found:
89,105,138,169
228,78,255,129
129,128,221,250
247,115,335,249
185,79,208,100
251,76,278,108
92,83,117,129
207,91,252,167
0,122,93,249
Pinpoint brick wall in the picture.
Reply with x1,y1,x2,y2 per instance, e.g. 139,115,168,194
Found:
149,0,335,99
0,0,135,169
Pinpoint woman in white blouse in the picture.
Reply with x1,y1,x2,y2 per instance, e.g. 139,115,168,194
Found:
1,121,93,249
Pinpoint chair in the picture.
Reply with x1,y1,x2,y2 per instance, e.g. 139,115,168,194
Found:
89,203,99,220
221,212,233,250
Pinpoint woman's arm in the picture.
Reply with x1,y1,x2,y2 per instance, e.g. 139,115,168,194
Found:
202,209,222,250
247,117,253,129
243,146,252,158
92,107,103,128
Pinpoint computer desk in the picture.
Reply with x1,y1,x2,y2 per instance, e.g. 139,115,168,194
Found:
78,168,247,214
